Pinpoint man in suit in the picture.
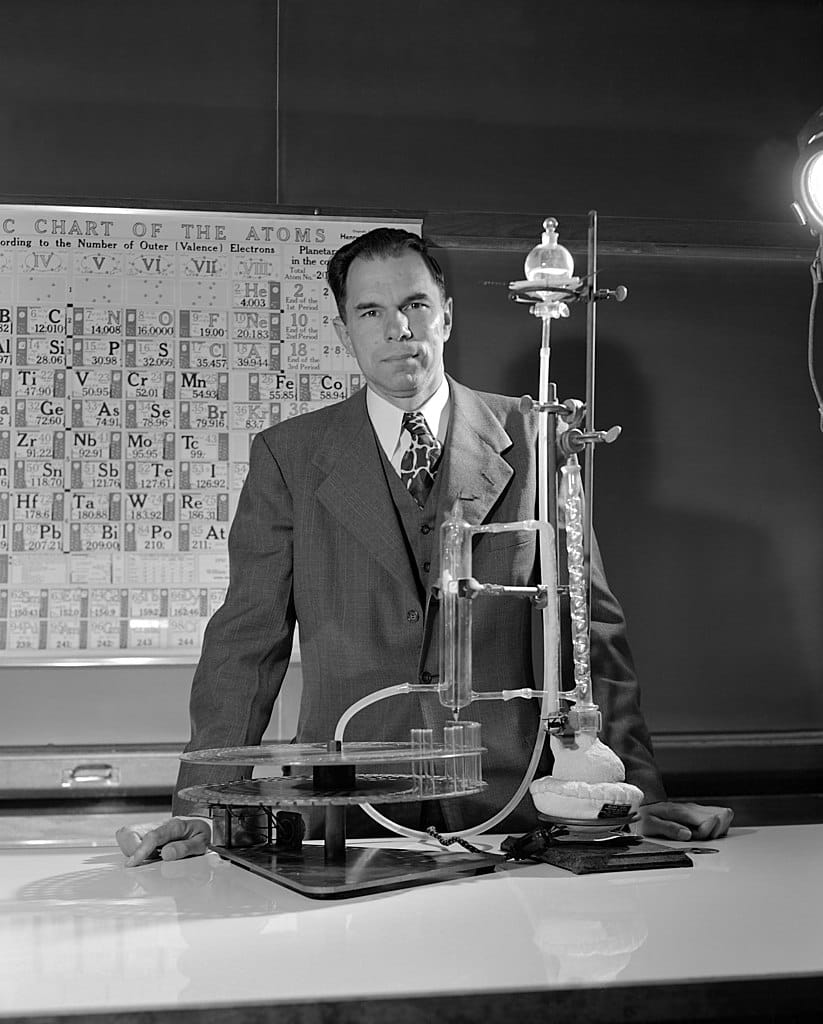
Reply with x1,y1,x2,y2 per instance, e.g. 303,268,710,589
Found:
119,228,732,865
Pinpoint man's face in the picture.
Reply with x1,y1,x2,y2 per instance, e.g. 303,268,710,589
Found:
333,251,453,408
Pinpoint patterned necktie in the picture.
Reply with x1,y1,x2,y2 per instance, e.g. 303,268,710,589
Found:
400,410,442,507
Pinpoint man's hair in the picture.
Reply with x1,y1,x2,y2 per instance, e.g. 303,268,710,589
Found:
326,228,447,320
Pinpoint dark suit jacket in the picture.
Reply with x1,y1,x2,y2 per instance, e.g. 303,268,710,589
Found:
173,378,666,835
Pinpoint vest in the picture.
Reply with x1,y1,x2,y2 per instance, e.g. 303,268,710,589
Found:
376,442,445,606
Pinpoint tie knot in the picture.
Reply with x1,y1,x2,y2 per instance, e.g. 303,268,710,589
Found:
403,410,434,442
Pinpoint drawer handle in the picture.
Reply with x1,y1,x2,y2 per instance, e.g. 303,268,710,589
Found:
61,763,120,786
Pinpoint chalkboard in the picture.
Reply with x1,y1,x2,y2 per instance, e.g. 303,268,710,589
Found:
437,238,823,734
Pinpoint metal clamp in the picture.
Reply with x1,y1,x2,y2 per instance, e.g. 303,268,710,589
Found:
559,424,622,457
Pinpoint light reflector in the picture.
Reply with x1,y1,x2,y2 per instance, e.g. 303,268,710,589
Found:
793,108,823,233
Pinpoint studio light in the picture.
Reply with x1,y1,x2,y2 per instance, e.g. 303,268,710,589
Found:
792,105,823,234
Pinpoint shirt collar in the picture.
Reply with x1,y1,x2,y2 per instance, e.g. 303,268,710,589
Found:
366,377,451,459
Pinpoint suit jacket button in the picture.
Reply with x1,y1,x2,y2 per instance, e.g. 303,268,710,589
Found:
407,609,420,623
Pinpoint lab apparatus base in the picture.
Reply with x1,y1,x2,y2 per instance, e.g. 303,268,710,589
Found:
214,839,501,900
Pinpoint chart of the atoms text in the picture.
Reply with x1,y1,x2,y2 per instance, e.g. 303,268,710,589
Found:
0,206,418,661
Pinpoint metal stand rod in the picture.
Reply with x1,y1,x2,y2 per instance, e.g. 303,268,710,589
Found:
324,805,347,863
545,382,562,695
583,209,598,612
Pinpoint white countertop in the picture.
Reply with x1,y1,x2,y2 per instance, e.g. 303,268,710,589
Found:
1,824,821,1021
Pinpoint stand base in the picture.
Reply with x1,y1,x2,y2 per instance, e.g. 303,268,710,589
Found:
214,843,502,899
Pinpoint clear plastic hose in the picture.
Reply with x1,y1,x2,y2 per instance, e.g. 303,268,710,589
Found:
332,684,415,743
333,682,549,840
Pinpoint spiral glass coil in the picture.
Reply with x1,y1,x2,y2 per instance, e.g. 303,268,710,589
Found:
560,455,593,707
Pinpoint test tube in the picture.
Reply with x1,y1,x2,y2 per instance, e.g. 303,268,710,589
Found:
444,722,466,791
411,727,435,795
462,721,482,787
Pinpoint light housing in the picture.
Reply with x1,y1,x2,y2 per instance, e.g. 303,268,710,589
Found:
792,105,823,234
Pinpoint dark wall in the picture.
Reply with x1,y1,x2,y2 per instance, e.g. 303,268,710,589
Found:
1,0,822,742
0,0,279,205
279,0,821,223
440,242,823,733
2,0,820,222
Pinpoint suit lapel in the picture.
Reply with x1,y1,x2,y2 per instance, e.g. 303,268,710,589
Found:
314,391,417,593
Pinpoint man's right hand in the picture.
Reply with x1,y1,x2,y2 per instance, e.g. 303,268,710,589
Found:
116,817,212,867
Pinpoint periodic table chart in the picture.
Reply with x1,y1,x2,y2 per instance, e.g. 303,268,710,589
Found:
0,206,419,662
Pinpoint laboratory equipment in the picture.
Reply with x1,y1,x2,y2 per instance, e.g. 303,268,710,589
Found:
181,213,642,898
179,730,499,898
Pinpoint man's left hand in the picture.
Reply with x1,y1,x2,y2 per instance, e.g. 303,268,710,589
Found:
640,801,734,842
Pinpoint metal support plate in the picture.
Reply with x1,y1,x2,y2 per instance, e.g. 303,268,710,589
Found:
214,842,502,899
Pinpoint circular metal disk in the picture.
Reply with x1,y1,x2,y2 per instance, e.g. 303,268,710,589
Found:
179,774,487,807
537,811,639,832
180,741,484,768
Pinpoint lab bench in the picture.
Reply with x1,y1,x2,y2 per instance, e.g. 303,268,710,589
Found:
0,823,821,1023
